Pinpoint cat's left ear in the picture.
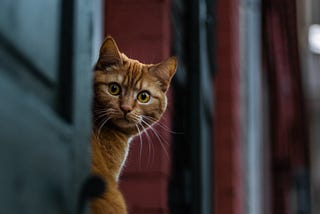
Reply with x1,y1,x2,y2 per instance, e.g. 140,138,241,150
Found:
97,36,123,69
149,57,177,92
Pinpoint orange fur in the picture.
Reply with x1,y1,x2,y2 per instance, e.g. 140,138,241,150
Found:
90,131,129,213
90,36,177,214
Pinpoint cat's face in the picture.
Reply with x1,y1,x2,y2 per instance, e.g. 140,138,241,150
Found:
93,37,177,136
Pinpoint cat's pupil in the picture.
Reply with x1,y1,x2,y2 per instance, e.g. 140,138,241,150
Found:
108,83,121,95
140,93,147,100
137,91,150,103
111,85,117,92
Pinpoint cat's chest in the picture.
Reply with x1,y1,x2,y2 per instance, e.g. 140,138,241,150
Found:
116,137,133,181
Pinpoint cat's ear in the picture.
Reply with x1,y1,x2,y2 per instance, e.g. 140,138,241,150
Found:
97,36,122,69
149,57,177,92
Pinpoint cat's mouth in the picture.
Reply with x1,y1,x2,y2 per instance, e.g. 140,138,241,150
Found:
112,115,139,128
116,118,134,124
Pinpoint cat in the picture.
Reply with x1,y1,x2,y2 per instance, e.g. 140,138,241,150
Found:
90,36,177,214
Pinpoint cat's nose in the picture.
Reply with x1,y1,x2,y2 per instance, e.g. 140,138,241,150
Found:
120,104,132,113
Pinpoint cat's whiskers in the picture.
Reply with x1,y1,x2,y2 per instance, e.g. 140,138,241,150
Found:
95,108,118,137
97,117,112,137
140,119,167,145
135,123,143,168
94,108,117,117
130,113,154,166
138,121,154,167
143,123,154,165
94,111,110,122
139,118,169,160
143,115,182,135
94,109,117,129
127,113,142,124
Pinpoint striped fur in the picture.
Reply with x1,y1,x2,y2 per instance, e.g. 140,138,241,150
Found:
90,36,177,214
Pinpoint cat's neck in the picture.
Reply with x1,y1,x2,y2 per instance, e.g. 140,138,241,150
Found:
91,127,132,182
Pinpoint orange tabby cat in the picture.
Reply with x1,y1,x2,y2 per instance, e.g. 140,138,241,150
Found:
90,36,177,214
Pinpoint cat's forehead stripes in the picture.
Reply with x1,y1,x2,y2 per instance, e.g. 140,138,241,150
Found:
95,56,165,97
94,71,120,84
122,60,146,90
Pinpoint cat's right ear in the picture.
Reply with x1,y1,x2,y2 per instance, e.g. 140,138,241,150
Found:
149,56,177,92
97,36,122,69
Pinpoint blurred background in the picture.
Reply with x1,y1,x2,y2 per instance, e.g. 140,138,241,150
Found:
0,0,319,214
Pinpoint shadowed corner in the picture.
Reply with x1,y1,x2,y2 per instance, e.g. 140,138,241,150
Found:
78,175,107,214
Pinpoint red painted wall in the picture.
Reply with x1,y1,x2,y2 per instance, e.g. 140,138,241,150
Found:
214,0,243,213
104,0,173,213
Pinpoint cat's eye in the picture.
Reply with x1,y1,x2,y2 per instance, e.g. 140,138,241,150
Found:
108,83,121,96
137,91,151,103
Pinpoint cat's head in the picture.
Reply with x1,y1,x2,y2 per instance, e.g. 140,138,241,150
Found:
93,36,177,136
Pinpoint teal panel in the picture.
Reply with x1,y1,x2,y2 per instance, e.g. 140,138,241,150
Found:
0,0,61,83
